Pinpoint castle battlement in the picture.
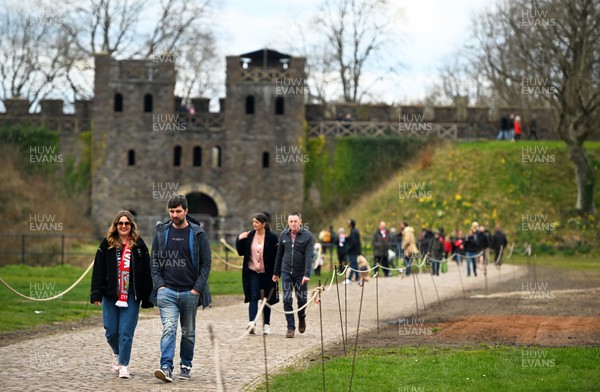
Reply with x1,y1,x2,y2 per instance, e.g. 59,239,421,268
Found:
0,98,91,132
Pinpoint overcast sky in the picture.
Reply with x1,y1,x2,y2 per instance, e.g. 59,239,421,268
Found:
216,0,492,103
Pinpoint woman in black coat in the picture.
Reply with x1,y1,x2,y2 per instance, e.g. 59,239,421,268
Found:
90,211,153,379
236,212,279,335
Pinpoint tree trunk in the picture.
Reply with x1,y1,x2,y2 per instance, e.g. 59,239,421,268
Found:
567,141,597,214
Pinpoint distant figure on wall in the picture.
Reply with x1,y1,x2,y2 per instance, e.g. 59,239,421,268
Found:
497,113,509,140
527,114,538,140
514,115,522,141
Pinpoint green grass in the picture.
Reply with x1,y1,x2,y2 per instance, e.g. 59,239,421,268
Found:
208,269,243,296
257,346,600,392
0,264,101,332
0,259,247,332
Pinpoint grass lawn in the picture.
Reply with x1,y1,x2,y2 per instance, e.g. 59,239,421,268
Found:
0,261,246,332
0,264,101,332
258,346,600,392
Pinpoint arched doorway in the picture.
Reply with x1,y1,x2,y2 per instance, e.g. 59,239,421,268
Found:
186,192,219,239
186,192,218,216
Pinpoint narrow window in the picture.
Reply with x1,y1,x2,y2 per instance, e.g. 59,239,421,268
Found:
144,94,153,112
275,96,284,115
114,93,123,112
127,149,135,166
174,146,182,167
193,146,202,167
262,152,270,168
211,146,221,168
245,95,255,114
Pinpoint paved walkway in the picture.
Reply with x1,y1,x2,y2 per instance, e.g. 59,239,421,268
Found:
0,262,527,391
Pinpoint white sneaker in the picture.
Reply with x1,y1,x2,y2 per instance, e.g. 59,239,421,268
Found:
112,354,120,373
119,365,130,379
342,279,352,285
247,321,256,335
263,324,271,335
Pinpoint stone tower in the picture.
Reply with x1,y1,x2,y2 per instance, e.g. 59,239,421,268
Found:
91,49,306,239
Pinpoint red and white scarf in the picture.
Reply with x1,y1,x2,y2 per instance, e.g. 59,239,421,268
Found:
115,238,132,308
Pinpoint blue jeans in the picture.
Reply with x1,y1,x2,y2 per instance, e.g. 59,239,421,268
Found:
496,129,507,140
466,252,477,276
157,287,199,370
281,272,307,330
102,292,140,366
347,254,359,281
248,270,271,325
404,255,412,275
431,260,440,276
454,254,463,265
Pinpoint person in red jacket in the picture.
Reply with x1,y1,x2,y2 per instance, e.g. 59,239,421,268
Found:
514,115,522,141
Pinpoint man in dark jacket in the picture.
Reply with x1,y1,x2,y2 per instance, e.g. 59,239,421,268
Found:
372,221,391,276
344,219,361,284
151,195,211,382
490,224,508,265
273,212,314,338
427,229,445,276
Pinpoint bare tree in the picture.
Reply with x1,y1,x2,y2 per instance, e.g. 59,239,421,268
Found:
0,0,219,110
0,5,76,110
470,0,599,214
313,0,400,103
60,0,218,99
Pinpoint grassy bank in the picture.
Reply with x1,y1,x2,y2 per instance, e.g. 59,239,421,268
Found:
324,140,600,254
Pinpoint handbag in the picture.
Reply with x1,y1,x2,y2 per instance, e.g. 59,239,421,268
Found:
441,260,448,273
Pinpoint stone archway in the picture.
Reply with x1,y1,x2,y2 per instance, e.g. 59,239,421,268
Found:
177,183,229,217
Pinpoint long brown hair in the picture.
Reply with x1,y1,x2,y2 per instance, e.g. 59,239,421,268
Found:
105,210,139,249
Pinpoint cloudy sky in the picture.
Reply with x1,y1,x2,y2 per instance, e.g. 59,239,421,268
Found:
216,0,492,103
4,0,493,107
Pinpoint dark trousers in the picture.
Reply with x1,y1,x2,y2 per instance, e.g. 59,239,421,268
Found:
374,255,390,276
281,272,307,330
248,270,272,325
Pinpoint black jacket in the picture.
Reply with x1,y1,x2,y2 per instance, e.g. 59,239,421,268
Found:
90,237,153,308
346,227,361,255
150,220,212,309
372,229,390,257
236,229,279,305
490,229,508,251
274,228,314,278
464,233,480,253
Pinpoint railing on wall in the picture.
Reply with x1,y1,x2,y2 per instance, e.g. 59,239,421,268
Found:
307,121,458,139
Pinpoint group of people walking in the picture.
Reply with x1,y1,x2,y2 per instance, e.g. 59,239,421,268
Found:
324,219,508,282
90,197,314,382
497,112,538,140
90,196,509,382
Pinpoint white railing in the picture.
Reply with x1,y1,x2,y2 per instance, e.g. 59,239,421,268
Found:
307,121,458,139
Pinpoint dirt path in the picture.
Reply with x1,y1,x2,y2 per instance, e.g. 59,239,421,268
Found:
328,265,600,356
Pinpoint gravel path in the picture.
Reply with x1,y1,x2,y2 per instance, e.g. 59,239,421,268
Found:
0,262,527,391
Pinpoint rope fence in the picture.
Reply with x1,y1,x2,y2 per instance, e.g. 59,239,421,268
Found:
0,240,536,391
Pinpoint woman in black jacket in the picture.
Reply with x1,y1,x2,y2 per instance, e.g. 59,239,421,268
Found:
236,212,279,335
90,211,153,379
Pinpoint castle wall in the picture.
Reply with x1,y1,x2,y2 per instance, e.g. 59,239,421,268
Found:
90,52,307,238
